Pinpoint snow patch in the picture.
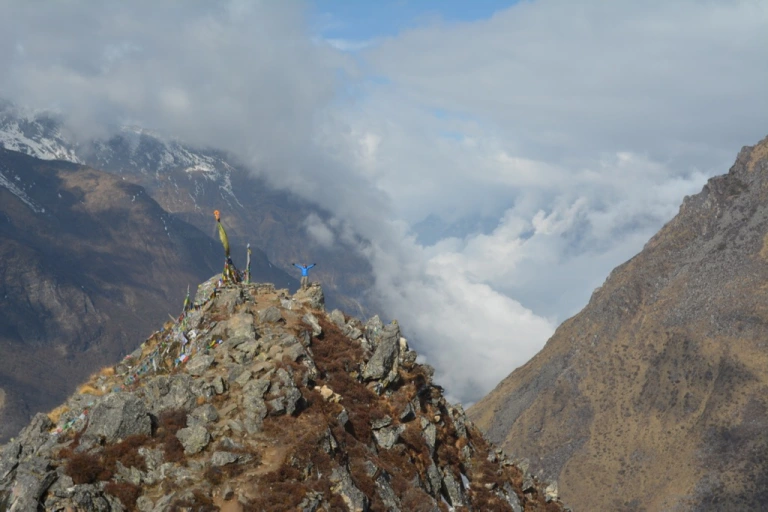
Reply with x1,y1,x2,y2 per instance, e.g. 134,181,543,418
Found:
0,167,45,214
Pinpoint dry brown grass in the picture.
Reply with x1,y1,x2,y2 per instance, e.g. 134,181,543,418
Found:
99,366,116,377
47,404,70,424
104,481,142,511
77,384,106,396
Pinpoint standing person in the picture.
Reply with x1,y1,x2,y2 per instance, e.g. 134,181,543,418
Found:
292,263,316,290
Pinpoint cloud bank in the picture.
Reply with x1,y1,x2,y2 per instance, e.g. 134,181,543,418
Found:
1,0,767,403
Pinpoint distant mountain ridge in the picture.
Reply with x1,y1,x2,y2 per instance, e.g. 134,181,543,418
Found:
469,135,768,511
0,101,374,316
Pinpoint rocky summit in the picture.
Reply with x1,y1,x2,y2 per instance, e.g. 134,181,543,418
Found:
0,276,566,511
470,135,768,511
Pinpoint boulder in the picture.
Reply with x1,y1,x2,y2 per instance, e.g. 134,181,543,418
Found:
85,393,151,443
295,284,325,310
258,306,283,324
329,309,345,327
362,324,400,383
187,354,214,376
211,451,240,467
441,468,467,508
188,404,219,426
302,313,322,337
176,425,211,454
330,465,369,512
373,424,405,450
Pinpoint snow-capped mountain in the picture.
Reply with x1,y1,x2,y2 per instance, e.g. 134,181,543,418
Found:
0,101,372,316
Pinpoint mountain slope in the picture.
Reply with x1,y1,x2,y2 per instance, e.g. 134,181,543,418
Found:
469,136,768,511
0,103,374,315
0,147,296,442
0,277,566,511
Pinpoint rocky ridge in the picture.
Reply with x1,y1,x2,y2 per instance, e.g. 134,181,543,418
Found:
0,276,566,511
0,147,296,443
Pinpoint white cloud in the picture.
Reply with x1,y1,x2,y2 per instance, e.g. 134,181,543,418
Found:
303,213,336,248
1,0,767,404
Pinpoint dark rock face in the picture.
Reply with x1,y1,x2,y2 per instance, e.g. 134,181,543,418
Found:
84,393,151,444
470,136,768,511
0,278,566,511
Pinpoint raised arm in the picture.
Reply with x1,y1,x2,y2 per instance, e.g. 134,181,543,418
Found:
307,263,316,270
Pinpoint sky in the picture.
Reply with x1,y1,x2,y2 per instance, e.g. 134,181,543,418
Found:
1,0,767,405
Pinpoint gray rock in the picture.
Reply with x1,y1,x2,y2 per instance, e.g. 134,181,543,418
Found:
211,451,240,466
284,342,308,362
268,397,286,416
215,312,256,339
373,424,405,450
299,491,324,512
234,338,261,361
284,386,304,415
296,283,325,310
143,374,199,413
115,460,144,486
399,402,416,423
243,378,271,400
501,482,524,512
337,408,349,427
371,415,393,430
222,335,250,350
425,462,442,497
85,393,151,443
234,369,253,387
276,368,294,387
4,456,56,512
422,421,437,457
258,306,283,324
375,471,402,512
343,324,363,340
362,324,400,383
320,427,339,454
217,437,244,451
136,495,154,512
69,484,118,512
522,472,535,493
329,309,346,327
176,425,211,454
187,354,215,376
450,405,468,438
331,465,369,512
189,404,219,425
151,494,174,512
215,287,244,314
0,441,21,483
138,447,165,479
440,468,467,508
303,313,322,337
212,376,226,394
364,315,384,340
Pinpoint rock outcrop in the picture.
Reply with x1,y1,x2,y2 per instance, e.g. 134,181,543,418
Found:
470,135,768,511
0,276,567,511
0,147,298,443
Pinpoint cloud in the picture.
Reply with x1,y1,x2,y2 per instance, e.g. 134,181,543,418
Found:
303,213,336,248
1,0,767,404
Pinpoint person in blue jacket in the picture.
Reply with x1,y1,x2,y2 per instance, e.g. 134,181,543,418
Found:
292,262,316,289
